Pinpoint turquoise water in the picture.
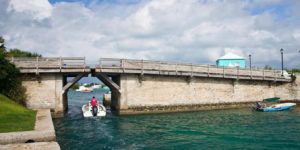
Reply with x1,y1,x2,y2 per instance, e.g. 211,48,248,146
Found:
53,89,300,150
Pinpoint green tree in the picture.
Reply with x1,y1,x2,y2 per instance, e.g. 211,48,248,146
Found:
291,69,300,73
0,36,41,58
0,36,6,57
0,36,26,104
264,65,273,70
6,48,41,57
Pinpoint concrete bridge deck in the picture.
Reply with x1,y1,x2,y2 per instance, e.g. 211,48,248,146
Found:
96,58,291,82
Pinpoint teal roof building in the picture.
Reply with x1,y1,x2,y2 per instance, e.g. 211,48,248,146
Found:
216,53,246,69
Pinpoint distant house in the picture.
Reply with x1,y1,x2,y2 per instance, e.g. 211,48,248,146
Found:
216,53,246,69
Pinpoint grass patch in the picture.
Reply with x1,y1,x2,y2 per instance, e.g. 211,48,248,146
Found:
0,94,36,133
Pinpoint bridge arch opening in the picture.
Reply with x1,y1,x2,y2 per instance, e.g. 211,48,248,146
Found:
62,73,121,116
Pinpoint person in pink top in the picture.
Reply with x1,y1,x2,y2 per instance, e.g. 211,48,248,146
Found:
90,96,98,116
90,96,97,106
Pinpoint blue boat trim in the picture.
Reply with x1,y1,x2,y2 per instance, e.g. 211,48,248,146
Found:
254,102,296,112
263,97,280,102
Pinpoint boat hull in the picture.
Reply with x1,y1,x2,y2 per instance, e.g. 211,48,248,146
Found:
76,86,93,92
82,104,106,117
257,103,296,112
263,97,280,102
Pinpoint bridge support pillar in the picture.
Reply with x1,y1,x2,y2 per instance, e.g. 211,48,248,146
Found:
22,73,65,117
95,74,120,92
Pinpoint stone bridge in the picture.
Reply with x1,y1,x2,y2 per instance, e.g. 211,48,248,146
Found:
7,57,299,117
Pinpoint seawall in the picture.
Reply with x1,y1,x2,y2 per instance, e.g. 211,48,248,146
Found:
116,73,300,115
0,109,60,149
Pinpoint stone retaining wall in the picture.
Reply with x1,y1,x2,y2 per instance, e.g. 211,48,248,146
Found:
0,109,59,149
116,74,300,114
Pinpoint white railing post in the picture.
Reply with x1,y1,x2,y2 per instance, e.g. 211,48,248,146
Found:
121,59,125,73
223,66,225,78
207,64,210,77
59,57,62,71
237,66,239,80
141,59,144,75
158,61,161,75
83,57,86,71
191,63,193,77
175,63,178,75
36,56,39,75
250,67,252,79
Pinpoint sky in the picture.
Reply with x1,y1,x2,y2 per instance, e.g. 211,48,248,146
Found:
0,0,300,69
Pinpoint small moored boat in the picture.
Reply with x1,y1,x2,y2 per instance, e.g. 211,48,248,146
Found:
263,97,280,102
254,102,296,112
82,103,106,117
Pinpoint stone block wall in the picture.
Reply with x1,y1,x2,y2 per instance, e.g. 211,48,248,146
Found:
118,74,299,114
22,74,64,115
20,72,299,116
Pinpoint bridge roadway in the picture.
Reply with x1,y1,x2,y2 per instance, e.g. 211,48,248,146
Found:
7,57,295,117
8,57,291,82
96,58,291,82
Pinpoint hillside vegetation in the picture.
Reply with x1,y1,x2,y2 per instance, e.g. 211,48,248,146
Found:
0,94,36,133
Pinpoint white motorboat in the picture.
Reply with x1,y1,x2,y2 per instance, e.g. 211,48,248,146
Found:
76,86,93,92
254,102,296,112
82,103,106,117
91,84,102,89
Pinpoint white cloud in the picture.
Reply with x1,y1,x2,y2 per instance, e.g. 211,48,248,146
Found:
249,30,279,42
0,0,300,69
8,0,53,20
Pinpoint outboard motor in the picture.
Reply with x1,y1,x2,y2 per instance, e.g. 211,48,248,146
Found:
92,106,98,116
254,102,262,111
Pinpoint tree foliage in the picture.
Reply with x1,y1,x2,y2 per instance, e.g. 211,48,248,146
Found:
0,60,26,104
290,69,300,73
70,83,80,90
6,48,41,57
264,65,273,70
0,36,27,104
0,37,6,58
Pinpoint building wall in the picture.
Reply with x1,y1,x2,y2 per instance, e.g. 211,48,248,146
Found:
216,59,246,68
118,74,299,114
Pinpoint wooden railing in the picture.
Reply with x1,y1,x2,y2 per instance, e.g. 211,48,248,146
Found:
7,57,88,71
6,57,291,81
98,58,291,81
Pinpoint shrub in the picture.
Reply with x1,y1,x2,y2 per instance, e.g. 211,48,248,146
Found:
0,55,26,104
0,36,27,104
70,83,80,90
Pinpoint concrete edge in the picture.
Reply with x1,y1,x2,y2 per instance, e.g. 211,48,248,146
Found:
0,109,57,145
0,142,60,150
